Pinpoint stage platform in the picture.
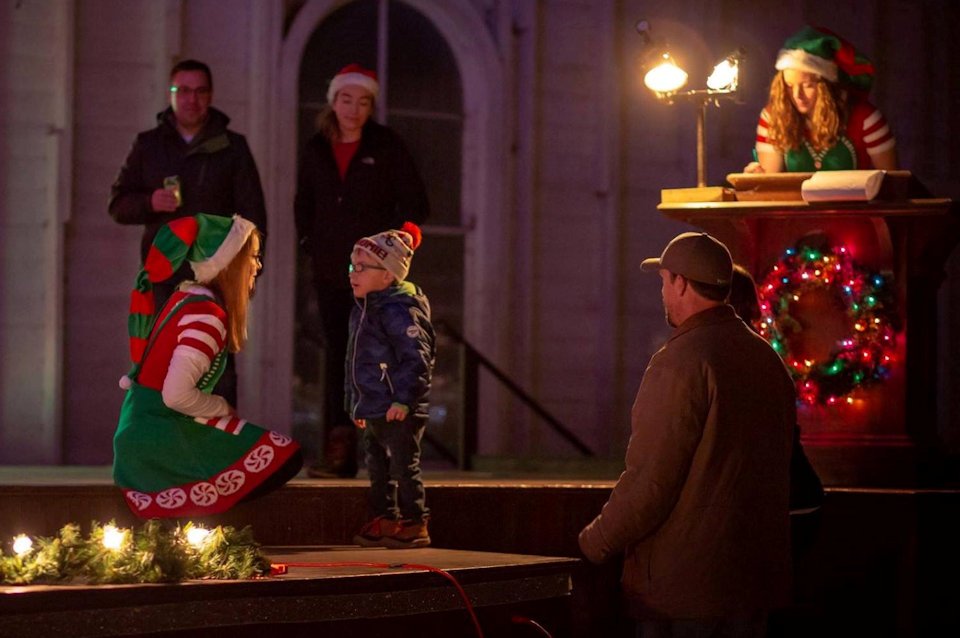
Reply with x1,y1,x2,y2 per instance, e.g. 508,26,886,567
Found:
0,545,577,638
2,467,960,636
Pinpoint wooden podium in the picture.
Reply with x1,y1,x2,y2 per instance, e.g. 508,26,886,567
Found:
658,183,960,486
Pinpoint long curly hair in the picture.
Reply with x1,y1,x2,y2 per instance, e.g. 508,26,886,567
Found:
765,71,848,152
210,230,261,353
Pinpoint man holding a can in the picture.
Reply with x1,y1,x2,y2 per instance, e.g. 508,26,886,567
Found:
109,59,267,408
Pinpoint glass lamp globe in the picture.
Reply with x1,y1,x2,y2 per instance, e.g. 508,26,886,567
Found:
644,53,688,93
706,58,739,91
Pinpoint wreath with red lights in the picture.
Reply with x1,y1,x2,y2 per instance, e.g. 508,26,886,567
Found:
756,239,900,405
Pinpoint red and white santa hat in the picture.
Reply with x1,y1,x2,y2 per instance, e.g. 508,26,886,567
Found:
326,63,380,104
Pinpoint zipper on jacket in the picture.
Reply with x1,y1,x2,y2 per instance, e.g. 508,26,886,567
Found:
349,298,367,420
379,363,395,395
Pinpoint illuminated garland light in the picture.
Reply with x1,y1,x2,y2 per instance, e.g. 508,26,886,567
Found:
1,521,271,585
756,241,901,405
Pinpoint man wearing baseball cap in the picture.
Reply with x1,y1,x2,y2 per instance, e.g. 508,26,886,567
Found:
579,231,796,636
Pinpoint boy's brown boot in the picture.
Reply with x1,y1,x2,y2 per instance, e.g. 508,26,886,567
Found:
353,516,401,547
382,518,431,549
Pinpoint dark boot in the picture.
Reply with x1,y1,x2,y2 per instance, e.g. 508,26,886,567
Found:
307,425,358,478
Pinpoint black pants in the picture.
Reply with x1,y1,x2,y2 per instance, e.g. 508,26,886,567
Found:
315,285,355,434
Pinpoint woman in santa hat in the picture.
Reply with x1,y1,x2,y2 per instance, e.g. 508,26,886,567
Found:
295,63,430,478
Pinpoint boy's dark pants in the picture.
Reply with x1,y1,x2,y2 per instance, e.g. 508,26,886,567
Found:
361,415,429,522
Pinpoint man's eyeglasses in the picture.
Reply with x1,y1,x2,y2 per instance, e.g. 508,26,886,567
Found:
349,262,386,274
170,86,211,98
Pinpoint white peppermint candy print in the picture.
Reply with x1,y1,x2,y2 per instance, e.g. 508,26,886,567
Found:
244,445,275,473
156,488,187,509
126,491,152,511
215,470,246,495
190,482,219,506
269,432,292,447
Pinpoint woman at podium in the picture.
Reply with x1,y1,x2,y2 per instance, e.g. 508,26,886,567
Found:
745,26,898,173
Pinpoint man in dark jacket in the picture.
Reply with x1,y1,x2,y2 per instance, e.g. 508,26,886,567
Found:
109,59,267,407
579,232,795,637
295,64,428,478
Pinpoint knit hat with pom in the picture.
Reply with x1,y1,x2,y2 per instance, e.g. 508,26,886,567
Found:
353,222,422,282
326,63,380,104
121,213,255,388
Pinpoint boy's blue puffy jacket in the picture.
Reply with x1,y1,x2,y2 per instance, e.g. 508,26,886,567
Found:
346,281,436,420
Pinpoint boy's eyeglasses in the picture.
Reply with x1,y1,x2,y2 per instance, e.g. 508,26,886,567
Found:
349,262,386,274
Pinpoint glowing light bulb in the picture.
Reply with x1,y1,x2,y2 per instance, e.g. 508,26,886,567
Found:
102,525,126,551
706,58,739,90
186,527,212,547
12,534,32,556
644,54,689,93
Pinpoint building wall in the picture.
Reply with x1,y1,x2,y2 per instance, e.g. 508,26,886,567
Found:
0,0,73,463
0,0,958,465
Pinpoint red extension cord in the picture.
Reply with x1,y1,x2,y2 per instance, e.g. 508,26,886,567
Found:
269,561,554,638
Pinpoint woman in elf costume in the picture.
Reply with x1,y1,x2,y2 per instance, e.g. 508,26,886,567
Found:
113,214,302,519
746,26,898,173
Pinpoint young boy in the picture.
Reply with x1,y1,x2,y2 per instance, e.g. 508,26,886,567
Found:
347,222,436,548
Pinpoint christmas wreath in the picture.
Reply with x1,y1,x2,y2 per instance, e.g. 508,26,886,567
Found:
756,239,900,405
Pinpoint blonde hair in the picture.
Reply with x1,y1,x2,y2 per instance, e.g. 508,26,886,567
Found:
765,72,848,152
315,94,376,142
316,105,341,142
210,230,260,353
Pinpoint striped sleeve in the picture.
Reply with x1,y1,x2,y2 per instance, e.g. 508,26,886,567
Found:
194,415,247,436
159,300,233,420
861,107,896,156
755,108,775,153
175,303,227,363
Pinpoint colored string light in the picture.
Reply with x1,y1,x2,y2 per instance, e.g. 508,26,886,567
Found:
755,241,901,405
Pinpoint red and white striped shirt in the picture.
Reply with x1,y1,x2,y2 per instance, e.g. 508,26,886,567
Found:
755,100,895,169
138,286,239,428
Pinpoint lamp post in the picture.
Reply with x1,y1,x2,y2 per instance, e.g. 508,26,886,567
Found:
638,20,744,189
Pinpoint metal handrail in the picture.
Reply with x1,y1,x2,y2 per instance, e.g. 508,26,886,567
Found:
437,321,595,469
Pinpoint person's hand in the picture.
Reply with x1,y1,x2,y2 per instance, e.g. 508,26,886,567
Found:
151,188,179,213
743,161,765,174
386,403,409,422
226,404,238,417
354,418,366,429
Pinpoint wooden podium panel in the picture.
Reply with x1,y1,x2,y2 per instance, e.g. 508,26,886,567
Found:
658,198,960,486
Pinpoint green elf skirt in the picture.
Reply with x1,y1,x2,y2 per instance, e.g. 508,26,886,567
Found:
112,296,299,518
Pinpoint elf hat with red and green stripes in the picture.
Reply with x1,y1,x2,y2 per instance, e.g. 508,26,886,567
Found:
775,26,875,92
122,213,255,388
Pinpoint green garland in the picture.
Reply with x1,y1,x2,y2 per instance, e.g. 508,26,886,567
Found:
1,521,271,585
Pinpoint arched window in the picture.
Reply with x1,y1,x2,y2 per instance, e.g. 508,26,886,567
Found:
294,0,465,463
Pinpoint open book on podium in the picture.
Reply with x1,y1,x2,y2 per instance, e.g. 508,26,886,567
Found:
723,170,915,203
